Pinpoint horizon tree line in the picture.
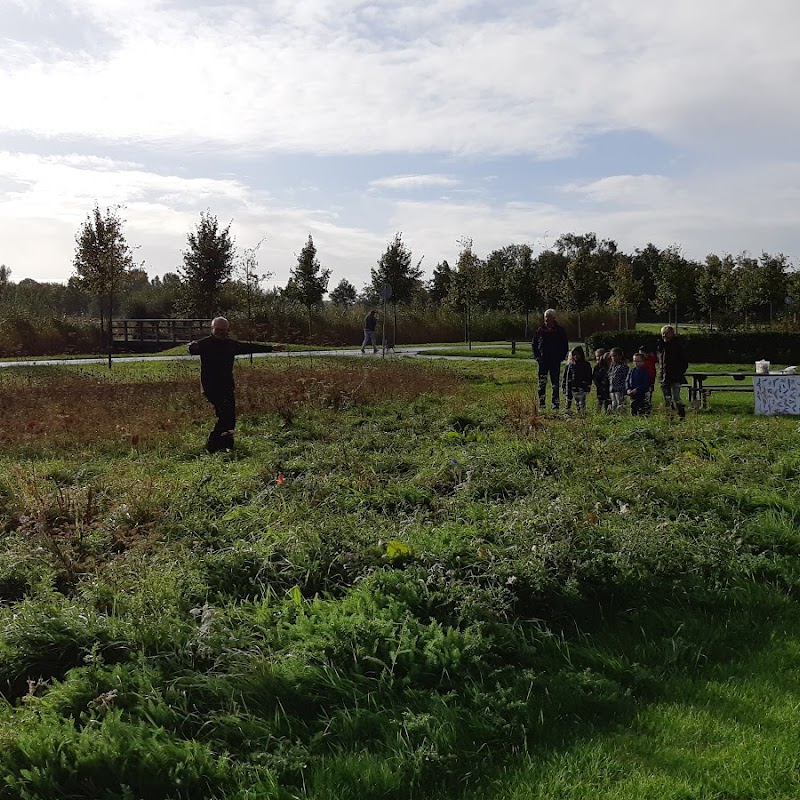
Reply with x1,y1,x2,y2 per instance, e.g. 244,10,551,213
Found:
1,204,799,336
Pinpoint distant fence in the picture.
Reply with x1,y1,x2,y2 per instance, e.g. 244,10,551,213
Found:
112,319,211,346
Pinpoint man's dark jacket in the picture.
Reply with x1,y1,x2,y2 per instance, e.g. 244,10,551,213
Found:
532,323,569,365
656,337,689,384
189,336,275,398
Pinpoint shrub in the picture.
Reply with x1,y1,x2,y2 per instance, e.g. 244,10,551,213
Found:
585,330,800,365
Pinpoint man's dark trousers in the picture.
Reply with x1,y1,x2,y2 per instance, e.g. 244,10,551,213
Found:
538,361,561,409
205,392,236,452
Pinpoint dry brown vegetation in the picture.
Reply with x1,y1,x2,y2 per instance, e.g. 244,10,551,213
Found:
0,360,462,449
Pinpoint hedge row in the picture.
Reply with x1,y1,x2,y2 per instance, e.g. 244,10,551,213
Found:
585,330,800,365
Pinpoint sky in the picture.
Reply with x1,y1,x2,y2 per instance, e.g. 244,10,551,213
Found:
1,0,799,293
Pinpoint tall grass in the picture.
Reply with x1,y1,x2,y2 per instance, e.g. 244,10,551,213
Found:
0,358,797,799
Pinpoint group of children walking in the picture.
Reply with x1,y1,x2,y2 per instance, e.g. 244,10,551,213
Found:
561,345,657,415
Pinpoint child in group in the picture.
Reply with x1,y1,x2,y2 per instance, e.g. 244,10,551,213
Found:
607,347,629,414
638,345,657,412
561,350,575,410
593,348,610,412
562,346,593,411
627,352,652,415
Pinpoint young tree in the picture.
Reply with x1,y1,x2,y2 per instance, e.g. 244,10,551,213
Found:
447,238,484,349
428,260,453,305
535,249,569,310
371,233,424,344
500,244,540,337
72,203,135,367
608,254,643,330
357,282,381,306
179,211,236,318
0,264,10,305
696,254,734,331
330,278,357,308
555,232,617,338
236,238,272,360
650,245,698,329
630,243,662,319
759,251,789,323
285,234,330,340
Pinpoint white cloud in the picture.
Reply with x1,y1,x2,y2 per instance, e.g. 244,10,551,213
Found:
561,175,674,205
1,0,797,156
369,174,459,190
0,150,385,284
1,1,799,284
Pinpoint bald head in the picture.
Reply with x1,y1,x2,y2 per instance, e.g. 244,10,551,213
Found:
211,317,230,338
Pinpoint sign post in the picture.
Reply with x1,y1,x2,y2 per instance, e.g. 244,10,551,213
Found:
380,283,393,358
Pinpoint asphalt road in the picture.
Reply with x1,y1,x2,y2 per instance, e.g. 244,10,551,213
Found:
0,345,512,369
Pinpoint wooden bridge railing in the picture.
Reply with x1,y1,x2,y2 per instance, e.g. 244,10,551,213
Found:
111,319,212,345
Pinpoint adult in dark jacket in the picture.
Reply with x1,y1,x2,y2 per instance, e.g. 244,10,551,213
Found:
189,317,282,452
532,308,569,409
656,325,688,418
361,309,379,354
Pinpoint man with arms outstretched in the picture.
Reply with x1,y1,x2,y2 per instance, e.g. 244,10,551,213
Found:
189,317,282,452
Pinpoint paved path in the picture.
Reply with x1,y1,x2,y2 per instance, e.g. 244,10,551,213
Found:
0,345,515,370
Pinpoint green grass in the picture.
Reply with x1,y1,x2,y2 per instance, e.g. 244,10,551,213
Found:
0,357,799,798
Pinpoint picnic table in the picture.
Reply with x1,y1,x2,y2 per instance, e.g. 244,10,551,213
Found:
687,371,800,414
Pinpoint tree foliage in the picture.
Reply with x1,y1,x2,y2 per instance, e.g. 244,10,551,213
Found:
330,278,357,308
285,234,331,338
179,211,236,318
72,203,135,359
371,233,423,305
428,261,453,305
448,238,484,346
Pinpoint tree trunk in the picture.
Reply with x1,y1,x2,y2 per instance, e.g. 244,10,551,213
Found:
107,289,113,369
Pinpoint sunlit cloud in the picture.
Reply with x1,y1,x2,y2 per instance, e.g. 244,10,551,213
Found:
0,0,798,285
369,174,459,190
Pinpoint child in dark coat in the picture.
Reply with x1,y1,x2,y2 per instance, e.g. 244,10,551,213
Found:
627,352,652,416
608,347,630,414
638,345,657,412
562,346,593,411
593,348,610,412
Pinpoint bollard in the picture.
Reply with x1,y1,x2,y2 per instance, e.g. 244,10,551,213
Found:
511,340,516,354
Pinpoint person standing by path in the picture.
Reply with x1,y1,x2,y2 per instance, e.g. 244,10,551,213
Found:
189,317,282,453
532,308,569,410
361,310,379,354
657,325,688,419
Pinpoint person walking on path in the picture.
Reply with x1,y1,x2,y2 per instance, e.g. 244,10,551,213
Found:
361,310,379,354
189,317,282,453
532,308,569,410
657,325,688,419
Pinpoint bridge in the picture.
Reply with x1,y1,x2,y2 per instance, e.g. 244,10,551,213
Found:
111,319,211,349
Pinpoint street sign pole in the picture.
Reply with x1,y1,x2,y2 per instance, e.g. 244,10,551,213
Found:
380,283,393,358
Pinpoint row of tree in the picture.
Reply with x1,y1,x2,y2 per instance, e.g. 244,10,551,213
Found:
1,205,798,342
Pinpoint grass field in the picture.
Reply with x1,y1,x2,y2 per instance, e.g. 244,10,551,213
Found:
1,356,799,799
